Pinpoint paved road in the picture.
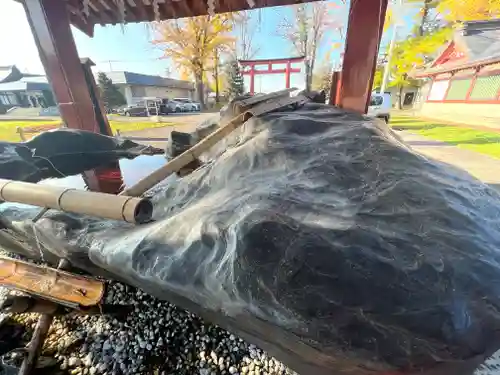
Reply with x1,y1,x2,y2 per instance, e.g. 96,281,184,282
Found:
0,112,213,123
110,112,213,123
121,113,215,149
399,131,500,188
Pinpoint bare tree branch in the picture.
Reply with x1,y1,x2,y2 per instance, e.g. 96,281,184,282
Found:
233,10,261,60
277,2,339,91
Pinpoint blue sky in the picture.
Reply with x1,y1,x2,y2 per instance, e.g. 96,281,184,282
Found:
0,0,420,93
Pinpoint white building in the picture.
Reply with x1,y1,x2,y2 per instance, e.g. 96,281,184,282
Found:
102,71,195,105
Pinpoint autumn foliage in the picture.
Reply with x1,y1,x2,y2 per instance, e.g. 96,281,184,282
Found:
153,15,235,107
437,0,500,22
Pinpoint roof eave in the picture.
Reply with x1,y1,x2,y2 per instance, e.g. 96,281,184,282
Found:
414,56,500,78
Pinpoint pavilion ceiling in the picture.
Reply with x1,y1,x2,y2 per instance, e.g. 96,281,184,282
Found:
62,0,314,36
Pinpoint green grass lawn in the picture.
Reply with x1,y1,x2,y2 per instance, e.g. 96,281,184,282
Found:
390,115,500,159
0,120,174,142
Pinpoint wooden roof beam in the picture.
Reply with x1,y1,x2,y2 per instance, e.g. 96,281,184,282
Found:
69,12,94,36
173,0,194,18
65,1,97,35
62,0,325,28
160,1,177,19
88,0,117,25
124,0,142,21
151,0,168,20
126,0,149,21
139,0,156,22
93,0,137,24
190,0,208,17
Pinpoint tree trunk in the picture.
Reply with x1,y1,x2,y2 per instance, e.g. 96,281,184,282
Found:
397,84,404,109
214,49,220,104
418,0,432,36
309,48,317,92
195,72,205,109
305,61,312,91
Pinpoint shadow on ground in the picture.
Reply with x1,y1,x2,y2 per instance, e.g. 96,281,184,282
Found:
390,122,447,132
405,140,454,147
447,137,500,145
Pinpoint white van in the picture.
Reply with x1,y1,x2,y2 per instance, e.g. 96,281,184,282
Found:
367,93,392,123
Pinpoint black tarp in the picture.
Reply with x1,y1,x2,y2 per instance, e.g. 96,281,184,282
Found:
2,104,500,375
0,128,163,183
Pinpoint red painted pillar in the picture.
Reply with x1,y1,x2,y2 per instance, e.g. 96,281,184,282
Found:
285,61,291,89
249,64,255,95
338,0,388,113
329,71,341,106
22,0,108,135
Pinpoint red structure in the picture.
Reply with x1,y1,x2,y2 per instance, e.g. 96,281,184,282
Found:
338,0,388,113
239,57,304,95
411,20,500,127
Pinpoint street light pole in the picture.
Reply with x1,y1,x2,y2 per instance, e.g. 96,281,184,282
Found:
380,25,397,94
380,0,403,94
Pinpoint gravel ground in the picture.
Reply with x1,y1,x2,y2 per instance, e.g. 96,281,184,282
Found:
0,277,295,375
2,255,500,375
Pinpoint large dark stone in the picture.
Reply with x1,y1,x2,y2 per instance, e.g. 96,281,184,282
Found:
2,104,500,375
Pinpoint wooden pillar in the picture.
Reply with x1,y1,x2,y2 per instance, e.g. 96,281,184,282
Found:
22,0,100,132
329,71,342,106
80,58,113,136
79,59,123,194
338,0,388,113
285,61,291,89
249,64,255,95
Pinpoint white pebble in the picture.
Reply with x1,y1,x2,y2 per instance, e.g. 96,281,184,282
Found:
83,353,92,367
68,357,82,367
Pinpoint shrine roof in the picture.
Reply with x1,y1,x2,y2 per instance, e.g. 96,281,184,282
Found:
415,19,500,77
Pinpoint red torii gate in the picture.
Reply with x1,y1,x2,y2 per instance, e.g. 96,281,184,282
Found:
239,57,304,95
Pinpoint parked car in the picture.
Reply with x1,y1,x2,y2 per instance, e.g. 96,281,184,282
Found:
183,102,198,112
119,98,180,116
367,93,391,123
119,102,148,117
168,100,185,113
173,98,201,111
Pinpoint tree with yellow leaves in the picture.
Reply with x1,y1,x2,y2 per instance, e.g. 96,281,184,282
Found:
153,15,235,108
437,0,500,22
386,27,452,108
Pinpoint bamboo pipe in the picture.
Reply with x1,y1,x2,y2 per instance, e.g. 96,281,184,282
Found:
122,93,307,197
0,179,152,224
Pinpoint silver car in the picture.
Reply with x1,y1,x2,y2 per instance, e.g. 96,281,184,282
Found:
173,98,200,111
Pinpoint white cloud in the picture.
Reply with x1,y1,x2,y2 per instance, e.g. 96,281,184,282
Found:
0,1,44,73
